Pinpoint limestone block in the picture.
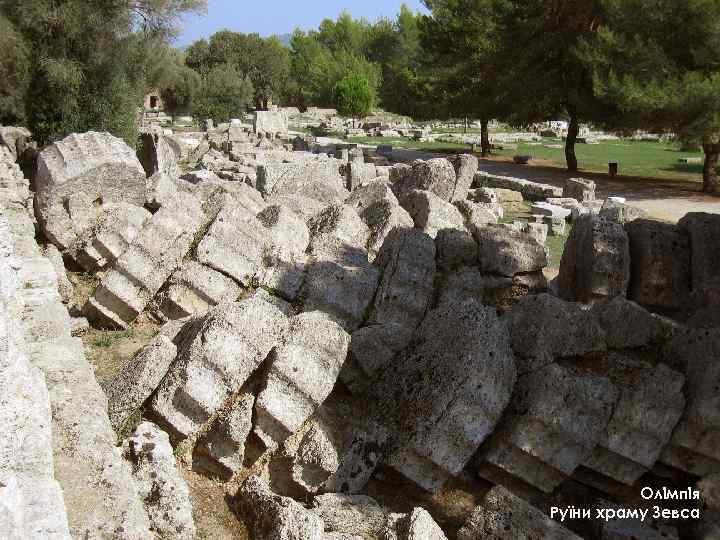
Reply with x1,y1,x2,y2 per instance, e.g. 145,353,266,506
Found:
150,296,289,438
371,300,516,492
159,262,242,319
125,422,195,539
254,312,350,447
105,335,177,433
401,189,465,239
34,132,146,250
564,177,596,202
558,214,630,302
583,353,685,485
477,363,618,493
508,294,606,374
238,475,324,540
475,224,548,277
85,193,203,328
457,486,581,540
196,393,255,477
626,219,691,312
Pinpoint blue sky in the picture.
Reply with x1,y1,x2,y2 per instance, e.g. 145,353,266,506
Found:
175,0,427,47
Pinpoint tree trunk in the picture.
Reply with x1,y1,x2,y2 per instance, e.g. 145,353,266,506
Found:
702,143,720,194
565,115,579,173
480,118,491,157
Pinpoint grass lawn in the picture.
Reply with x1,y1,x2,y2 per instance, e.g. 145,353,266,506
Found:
348,135,471,153
493,138,707,182
348,134,708,184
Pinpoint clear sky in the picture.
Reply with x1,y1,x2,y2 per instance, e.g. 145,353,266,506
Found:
175,0,428,47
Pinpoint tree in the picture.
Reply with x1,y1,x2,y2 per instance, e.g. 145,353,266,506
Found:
290,26,381,109
160,65,201,120
0,0,206,145
0,15,30,125
489,0,616,171
193,64,254,123
127,0,206,37
420,0,505,155
185,31,291,109
333,72,375,124
581,0,720,194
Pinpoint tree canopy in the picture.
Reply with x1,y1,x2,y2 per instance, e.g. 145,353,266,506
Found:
333,72,375,121
0,0,206,145
193,64,254,123
581,0,720,192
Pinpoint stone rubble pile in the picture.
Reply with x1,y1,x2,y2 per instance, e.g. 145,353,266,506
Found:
1,124,718,539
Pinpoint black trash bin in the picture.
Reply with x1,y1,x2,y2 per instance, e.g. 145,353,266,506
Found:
608,161,618,178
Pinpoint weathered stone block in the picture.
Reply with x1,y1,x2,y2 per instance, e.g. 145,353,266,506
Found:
477,363,618,493
371,300,516,492
34,132,146,250
150,296,289,438
159,261,242,319
105,334,177,433
583,353,685,485
401,189,465,239
309,205,370,253
678,212,720,295
458,486,581,540
238,476,324,540
196,392,255,477
85,192,203,328
564,177,596,202
475,224,547,277
393,158,457,202
660,328,720,476
558,214,630,303
343,228,435,390
448,154,478,202
198,202,310,300
626,219,691,312
125,422,195,539
256,160,345,198
508,294,606,374
254,312,350,447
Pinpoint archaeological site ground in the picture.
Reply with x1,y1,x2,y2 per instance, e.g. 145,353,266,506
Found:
1,1,720,539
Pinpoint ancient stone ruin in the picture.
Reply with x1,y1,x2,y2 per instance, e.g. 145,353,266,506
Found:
1,122,719,539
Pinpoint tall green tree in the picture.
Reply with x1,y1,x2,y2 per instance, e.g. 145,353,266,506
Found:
489,0,616,171
289,27,381,109
582,0,720,193
367,6,433,120
420,0,505,155
193,64,254,122
185,31,291,109
160,64,201,120
333,72,375,124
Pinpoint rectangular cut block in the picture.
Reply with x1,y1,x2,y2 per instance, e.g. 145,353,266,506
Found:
476,172,562,200
256,160,345,197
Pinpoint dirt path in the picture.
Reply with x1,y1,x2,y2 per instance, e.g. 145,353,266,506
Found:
480,157,720,223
